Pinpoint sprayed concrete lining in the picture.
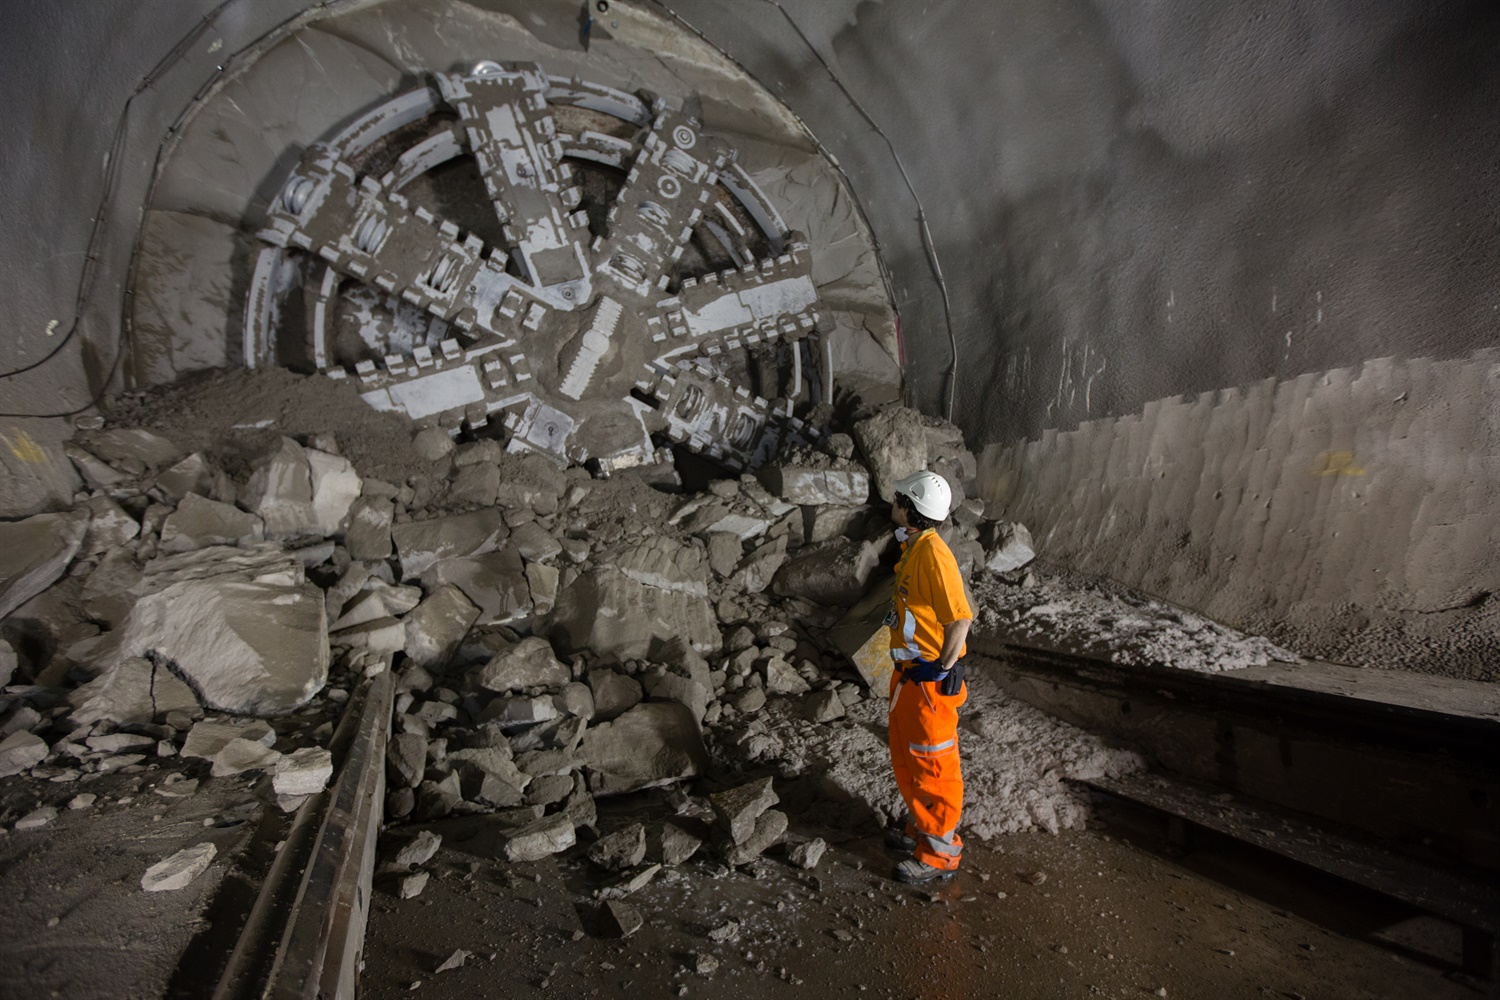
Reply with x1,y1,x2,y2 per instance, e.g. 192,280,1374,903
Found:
978,348,1500,680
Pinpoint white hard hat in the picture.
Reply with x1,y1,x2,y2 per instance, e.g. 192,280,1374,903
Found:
892,469,953,521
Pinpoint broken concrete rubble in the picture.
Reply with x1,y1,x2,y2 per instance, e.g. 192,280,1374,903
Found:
391,509,508,580
141,842,217,892
587,822,647,871
503,813,576,861
475,637,570,692
402,584,479,670
579,702,708,795
158,493,264,553
83,567,329,716
0,509,89,619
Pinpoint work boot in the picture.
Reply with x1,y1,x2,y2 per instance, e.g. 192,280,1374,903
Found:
882,825,917,852
893,857,955,884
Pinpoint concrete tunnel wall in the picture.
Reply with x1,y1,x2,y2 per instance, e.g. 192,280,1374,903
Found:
1,0,1498,677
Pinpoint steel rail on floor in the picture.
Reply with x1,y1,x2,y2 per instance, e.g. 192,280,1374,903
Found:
971,640,1500,985
209,670,393,1000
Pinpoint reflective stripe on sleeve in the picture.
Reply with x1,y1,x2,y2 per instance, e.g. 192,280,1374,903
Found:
908,738,956,754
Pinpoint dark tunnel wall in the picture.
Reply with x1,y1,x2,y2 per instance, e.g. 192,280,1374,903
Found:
675,0,1500,437
1,0,1497,677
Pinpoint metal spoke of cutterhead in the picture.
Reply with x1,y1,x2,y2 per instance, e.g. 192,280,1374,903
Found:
245,62,826,475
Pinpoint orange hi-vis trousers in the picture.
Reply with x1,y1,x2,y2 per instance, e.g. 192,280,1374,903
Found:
887,670,966,870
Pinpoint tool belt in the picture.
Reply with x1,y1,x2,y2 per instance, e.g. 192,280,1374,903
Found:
899,658,966,696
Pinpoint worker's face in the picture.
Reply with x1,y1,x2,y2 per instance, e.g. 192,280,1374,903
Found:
891,494,911,528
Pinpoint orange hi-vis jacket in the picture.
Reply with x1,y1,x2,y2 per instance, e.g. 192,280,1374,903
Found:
887,528,972,665
885,527,972,871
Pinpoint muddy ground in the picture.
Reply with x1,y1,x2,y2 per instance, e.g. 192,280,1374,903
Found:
358,796,1477,1000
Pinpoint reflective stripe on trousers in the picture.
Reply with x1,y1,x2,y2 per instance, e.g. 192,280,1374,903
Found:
887,671,966,871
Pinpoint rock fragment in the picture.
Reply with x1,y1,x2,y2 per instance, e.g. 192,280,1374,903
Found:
273,747,334,796
982,520,1036,573
141,842,216,891
802,688,846,723
391,510,508,580
402,584,479,670
757,464,869,506
242,437,317,538
723,809,788,866
710,778,778,845
15,806,57,831
212,738,283,777
504,814,576,862
475,637,569,693
158,494,264,553
789,837,827,869
394,830,443,867
587,823,647,871
598,900,643,938
578,702,708,795
69,656,201,727
344,497,394,561
434,949,469,973
654,821,703,866
181,719,274,759
399,871,430,899
586,668,642,723
0,509,89,619
0,731,48,776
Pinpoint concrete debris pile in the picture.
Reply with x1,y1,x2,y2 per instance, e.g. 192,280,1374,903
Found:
3,392,1243,912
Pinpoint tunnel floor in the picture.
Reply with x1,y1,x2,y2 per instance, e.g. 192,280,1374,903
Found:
359,797,1477,1000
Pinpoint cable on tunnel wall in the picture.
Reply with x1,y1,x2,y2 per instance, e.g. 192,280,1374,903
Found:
762,0,962,422
0,1,236,418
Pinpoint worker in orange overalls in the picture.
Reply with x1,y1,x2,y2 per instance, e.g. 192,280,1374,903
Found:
883,469,972,883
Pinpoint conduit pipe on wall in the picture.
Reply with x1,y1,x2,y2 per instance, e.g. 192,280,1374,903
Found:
762,0,963,421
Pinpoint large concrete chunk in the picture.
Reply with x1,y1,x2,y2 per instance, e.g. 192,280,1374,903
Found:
853,407,930,503
545,566,718,660
611,535,710,597
181,719,274,759
153,452,219,502
88,572,329,715
587,668,642,722
825,580,895,690
69,655,201,726
757,464,870,506
503,814,576,862
403,584,480,670
344,497,394,561
80,495,140,558
772,537,884,606
0,509,88,619
475,636,570,692
0,731,47,777
982,520,1036,573
306,449,361,536
710,777,778,845
723,809,788,866
242,437,317,538
84,429,182,470
392,510,508,580
421,549,529,625
728,538,787,594
159,493,265,553
579,701,708,796
588,823,647,871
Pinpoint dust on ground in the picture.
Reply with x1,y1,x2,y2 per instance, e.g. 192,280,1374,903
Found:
972,563,1299,672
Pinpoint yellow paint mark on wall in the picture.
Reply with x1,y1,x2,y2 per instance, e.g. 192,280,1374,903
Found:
0,429,49,464
1316,450,1365,476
